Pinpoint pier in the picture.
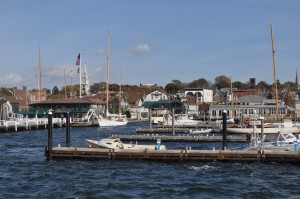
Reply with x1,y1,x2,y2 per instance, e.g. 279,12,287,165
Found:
46,146,300,163
0,117,65,132
44,111,300,164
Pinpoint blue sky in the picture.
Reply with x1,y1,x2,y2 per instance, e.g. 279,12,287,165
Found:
1,0,300,90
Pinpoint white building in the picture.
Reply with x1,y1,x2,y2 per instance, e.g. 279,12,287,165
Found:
144,90,168,102
209,95,294,121
126,106,149,121
184,88,213,103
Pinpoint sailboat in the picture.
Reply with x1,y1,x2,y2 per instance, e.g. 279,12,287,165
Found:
98,31,128,127
228,25,300,134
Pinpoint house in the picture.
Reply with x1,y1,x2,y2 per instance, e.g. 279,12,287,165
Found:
144,90,168,102
0,97,13,120
125,106,149,121
184,88,213,103
209,95,294,121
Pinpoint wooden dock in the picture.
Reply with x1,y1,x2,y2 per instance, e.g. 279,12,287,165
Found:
136,127,222,134
45,146,300,164
110,134,247,142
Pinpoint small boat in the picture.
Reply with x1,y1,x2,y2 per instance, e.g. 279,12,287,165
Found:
163,114,202,126
98,114,128,127
189,128,212,134
227,121,300,134
244,131,300,152
85,138,166,151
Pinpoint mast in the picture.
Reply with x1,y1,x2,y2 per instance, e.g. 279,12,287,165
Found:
79,51,82,98
119,67,122,115
106,31,111,117
38,47,42,102
64,68,67,98
230,77,234,119
270,25,279,122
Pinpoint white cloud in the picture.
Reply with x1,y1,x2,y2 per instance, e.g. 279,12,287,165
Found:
134,43,151,54
0,74,23,86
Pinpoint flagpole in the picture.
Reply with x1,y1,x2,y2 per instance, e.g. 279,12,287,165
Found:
79,50,82,98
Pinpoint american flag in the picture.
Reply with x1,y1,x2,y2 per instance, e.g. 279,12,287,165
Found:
76,53,80,65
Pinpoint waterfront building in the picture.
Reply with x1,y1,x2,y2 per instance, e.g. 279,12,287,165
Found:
23,97,104,118
184,88,213,103
208,95,295,121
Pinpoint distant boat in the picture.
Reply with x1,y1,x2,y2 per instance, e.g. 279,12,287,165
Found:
85,138,166,151
189,128,212,134
71,109,99,127
98,114,128,127
227,120,300,134
244,130,300,151
163,114,202,126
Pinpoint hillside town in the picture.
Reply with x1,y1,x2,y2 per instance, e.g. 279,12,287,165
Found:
1,73,300,123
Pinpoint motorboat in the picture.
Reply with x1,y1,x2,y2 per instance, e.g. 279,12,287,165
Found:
85,138,166,151
244,131,300,152
189,128,212,134
163,114,202,126
98,114,128,127
227,121,300,134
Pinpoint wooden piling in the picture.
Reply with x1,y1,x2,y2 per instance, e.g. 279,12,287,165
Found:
222,110,227,150
47,111,53,161
66,112,70,147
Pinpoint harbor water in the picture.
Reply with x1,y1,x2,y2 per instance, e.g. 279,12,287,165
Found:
1,122,300,198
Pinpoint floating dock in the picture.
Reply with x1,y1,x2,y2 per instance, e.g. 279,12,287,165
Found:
136,127,222,134
45,146,300,164
110,134,247,142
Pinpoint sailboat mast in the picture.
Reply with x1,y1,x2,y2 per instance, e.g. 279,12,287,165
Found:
106,31,111,116
119,67,122,115
38,47,42,102
64,68,67,98
230,77,234,119
270,25,279,122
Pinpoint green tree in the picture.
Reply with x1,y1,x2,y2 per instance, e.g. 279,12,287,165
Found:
214,75,231,89
164,83,179,94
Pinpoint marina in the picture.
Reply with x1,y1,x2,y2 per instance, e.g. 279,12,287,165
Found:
2,119,300,198
44,113,300,164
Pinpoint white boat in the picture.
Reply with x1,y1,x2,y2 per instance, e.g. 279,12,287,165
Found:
163,114,202,126
189,128,212,134
227,121,300,134
98,114,128,127
85,138,166,151
244,131,300,152
98,32,128,127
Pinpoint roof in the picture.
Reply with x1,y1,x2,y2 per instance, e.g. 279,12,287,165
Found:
238,95,266,104
142,100,182,108
31,98,93,105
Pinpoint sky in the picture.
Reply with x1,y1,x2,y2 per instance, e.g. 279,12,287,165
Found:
1,0,300,90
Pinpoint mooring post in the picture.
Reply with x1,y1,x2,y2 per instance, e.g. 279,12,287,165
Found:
172,109,175,136
66,112,70,147
47,110,53,161
222,110,227,150
149,109,152,130
258,116,264,147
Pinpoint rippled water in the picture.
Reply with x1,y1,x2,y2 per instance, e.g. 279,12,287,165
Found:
1,122,300,198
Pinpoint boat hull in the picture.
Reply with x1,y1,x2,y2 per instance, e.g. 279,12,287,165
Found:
227,126,300,134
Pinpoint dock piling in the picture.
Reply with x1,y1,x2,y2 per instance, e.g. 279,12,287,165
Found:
172,109,175,136
222,110,227,150
66,112,70,147
47,110,53,161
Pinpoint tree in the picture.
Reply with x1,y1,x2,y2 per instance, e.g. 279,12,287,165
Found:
171,80,185,91
214,75,231,89
52,86,60,95
198,78,209,88
164,83,179,94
